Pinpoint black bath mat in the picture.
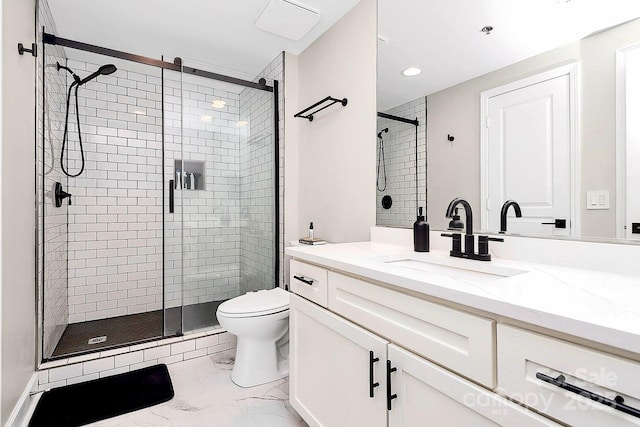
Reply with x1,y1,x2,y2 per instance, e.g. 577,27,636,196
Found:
29,364,174,427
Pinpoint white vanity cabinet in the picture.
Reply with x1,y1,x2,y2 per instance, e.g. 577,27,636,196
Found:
289,260,560,427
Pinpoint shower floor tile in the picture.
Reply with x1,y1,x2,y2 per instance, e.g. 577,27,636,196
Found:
50,301,227,359
51,311,162,358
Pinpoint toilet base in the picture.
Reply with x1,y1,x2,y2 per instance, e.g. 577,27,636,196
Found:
231,337,288,388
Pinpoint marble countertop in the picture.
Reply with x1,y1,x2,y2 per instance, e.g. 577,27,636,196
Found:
286,241,640,355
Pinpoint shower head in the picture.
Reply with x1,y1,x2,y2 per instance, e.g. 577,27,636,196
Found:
377,128,389,138
79,64,117,85
56,61,81,84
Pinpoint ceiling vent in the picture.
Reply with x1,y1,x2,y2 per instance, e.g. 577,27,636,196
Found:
256,0,321,41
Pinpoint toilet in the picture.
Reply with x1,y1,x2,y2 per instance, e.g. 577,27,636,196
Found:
216,287,290,387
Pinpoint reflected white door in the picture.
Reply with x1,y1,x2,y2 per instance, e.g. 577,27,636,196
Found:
482,68,575,237
617,44,640,240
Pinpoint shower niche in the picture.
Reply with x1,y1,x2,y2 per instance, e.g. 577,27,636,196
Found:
174,160,205,191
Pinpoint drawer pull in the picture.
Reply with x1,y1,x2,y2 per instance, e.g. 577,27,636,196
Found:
293,275,314,286
386,360,397,410
536,372,640,419
369,351,380,398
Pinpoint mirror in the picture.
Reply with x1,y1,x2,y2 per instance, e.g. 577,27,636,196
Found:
375,107,426,228
377,0,640,242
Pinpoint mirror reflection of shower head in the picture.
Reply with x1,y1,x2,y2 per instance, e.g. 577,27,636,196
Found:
79,64,117,85
377,128,389,139
56,61,81,84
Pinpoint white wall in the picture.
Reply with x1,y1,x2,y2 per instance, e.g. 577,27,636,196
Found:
283,52,299,284
2,0,36,423
427,19,640,237
294,0,377,244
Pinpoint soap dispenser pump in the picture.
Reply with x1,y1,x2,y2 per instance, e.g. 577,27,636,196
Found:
413,207,430,252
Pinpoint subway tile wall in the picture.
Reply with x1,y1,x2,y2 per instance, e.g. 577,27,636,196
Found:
376,96,427,227
37,0,69,358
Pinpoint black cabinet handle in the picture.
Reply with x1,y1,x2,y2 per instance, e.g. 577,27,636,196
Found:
386,360,397,410
536,372,640,419
369,351,380,398
293,275,314,286
169,180,174,214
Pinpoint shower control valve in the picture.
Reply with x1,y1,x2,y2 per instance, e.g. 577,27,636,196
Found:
54,182,72,207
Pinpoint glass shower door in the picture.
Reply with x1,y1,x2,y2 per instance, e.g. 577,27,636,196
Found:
172,58,278,335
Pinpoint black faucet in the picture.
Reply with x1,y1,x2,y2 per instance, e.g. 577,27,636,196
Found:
445,198,474,254
499,200,522,234
442,197,502,261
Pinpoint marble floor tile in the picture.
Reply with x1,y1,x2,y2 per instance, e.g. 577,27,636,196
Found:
90,351,308,427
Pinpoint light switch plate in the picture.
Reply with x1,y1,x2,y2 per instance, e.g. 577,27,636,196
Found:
586,190,610,210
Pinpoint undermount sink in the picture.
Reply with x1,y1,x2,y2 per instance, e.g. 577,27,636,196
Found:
385,257,527,284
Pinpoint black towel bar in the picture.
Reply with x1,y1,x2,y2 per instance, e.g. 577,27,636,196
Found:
295,96,348,121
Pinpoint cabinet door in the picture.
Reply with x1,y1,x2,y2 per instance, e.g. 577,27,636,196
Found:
290,294,388,427
387,344,561,427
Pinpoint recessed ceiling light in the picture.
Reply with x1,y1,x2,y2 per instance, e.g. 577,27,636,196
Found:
211,100,226,109
402,67,422,77
200,115,213,122
236,120,249,127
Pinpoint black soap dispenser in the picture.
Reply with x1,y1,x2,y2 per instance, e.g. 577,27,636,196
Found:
413,207,430,252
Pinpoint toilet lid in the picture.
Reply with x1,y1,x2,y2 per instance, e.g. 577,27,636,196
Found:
217,287,290,317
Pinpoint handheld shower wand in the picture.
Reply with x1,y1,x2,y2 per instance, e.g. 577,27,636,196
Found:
79,64,117,85
57,62,117,177
377,128,389,192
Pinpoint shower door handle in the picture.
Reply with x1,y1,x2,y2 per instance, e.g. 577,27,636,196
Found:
169,180,174,213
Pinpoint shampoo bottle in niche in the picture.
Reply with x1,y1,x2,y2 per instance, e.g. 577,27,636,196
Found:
413,207,430,252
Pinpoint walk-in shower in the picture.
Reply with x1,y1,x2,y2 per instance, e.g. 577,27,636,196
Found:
36,27,281,362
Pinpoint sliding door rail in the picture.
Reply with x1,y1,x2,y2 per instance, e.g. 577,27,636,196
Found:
43,33,273,92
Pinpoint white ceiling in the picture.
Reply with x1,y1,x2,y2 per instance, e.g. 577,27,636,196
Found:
46,0,640,111
47,0,360,79
378,0,640,111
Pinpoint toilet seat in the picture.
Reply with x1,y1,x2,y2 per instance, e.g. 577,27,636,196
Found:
217,287,289,318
